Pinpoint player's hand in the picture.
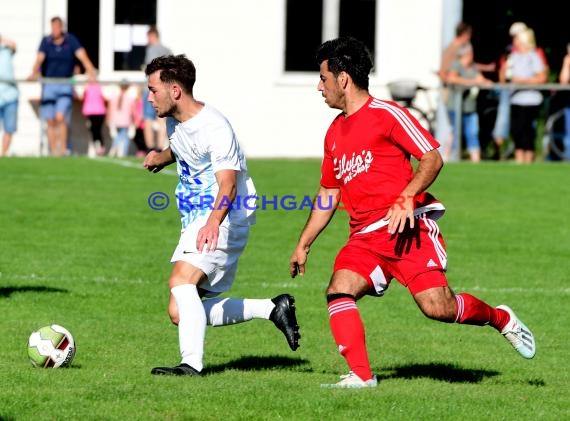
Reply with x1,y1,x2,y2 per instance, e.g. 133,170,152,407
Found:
383,195,415,234
289,246,309,278
143,150,164,173
196,223,219,253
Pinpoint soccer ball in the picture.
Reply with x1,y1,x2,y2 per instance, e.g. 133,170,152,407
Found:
27,324,76,368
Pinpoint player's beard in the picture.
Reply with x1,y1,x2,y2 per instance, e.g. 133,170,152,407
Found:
157,100,177,118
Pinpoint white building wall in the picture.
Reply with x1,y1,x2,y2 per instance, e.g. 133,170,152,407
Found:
1,0,456,158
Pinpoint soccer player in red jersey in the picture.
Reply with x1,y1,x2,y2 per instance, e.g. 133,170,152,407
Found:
289,37,535,388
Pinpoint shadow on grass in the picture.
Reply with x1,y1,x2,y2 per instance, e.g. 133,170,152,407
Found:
206,355,311,374
0,285,68,298
379,362,499,383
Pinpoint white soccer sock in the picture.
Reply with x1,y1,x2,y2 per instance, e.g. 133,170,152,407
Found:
203,298,274,327
171,284,206,371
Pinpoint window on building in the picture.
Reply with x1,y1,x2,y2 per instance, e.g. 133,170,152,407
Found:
339,0,376,55
285,0,376,72
285,0,323,71
113,0,157,71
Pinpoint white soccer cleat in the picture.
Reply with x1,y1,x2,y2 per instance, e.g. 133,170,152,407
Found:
497,305,536,359
320,371,378,389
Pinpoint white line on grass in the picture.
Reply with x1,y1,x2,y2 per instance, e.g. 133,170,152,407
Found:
1,273,568,294
93,157,178,176
456,285,570,295
0,272,148,285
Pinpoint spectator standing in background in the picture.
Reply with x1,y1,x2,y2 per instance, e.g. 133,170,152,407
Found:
492,22,549,156
503,28,547,164
142,25,172,152
435,22,474,154
558,43,570,161
80,74,107,158
132,87,148,157
446,44,493,162
437,23,494,160
0,34,19,157
106,80,136,158
28,16,97,156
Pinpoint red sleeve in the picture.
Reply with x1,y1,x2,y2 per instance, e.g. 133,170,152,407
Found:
382,102,440,160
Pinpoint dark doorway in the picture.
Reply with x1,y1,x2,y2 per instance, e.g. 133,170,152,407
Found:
67,0,100,70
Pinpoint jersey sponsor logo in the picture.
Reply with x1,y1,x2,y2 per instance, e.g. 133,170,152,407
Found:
333,150,374,184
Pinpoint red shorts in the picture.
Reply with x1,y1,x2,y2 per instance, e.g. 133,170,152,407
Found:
334,215,448,296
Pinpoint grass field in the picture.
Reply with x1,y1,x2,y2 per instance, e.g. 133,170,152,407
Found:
0,157,569,420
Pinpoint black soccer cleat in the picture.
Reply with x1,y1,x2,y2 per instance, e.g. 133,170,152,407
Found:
269,294,300,351
151,363,201,376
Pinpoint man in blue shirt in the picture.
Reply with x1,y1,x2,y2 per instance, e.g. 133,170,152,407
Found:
28,16,96,156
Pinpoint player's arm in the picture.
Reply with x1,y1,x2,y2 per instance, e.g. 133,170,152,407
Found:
143,147,175,173
27,51,46,81
560,54,570,84
290,186,340,278
196,169,237,253
384,149,443,234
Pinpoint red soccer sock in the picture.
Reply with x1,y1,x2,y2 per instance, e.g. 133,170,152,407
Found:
327,297,373,381
455,293,510,331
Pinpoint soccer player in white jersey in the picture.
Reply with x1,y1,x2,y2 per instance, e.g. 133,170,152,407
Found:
143,54,300,376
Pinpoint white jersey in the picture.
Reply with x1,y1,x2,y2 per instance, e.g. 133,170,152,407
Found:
166,104,256,230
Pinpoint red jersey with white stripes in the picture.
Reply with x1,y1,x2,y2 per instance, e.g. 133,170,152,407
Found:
320,96,441,236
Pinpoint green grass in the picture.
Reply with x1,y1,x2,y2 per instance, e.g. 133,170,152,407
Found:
0,157,569,420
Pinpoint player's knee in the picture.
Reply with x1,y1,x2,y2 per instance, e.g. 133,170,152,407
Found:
415,296,456,322
168,302,179,325
419,303,455,322
326,269,370,298
413,283,456,322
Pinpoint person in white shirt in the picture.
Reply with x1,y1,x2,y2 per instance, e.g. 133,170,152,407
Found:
143,54,300,376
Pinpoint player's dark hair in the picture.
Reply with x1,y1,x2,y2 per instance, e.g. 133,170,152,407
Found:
316,37,374,90
145,54,196,95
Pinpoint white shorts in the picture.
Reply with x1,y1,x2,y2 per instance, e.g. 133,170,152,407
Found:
171,222,250,297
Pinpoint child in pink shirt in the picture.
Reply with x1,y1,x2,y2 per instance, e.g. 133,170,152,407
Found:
106,80,136,157
81,76,107,157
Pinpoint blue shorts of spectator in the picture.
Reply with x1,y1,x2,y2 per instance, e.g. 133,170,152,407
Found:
492,88,512,140
40,84,73,121
0,100,18,134
448,111,481,153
